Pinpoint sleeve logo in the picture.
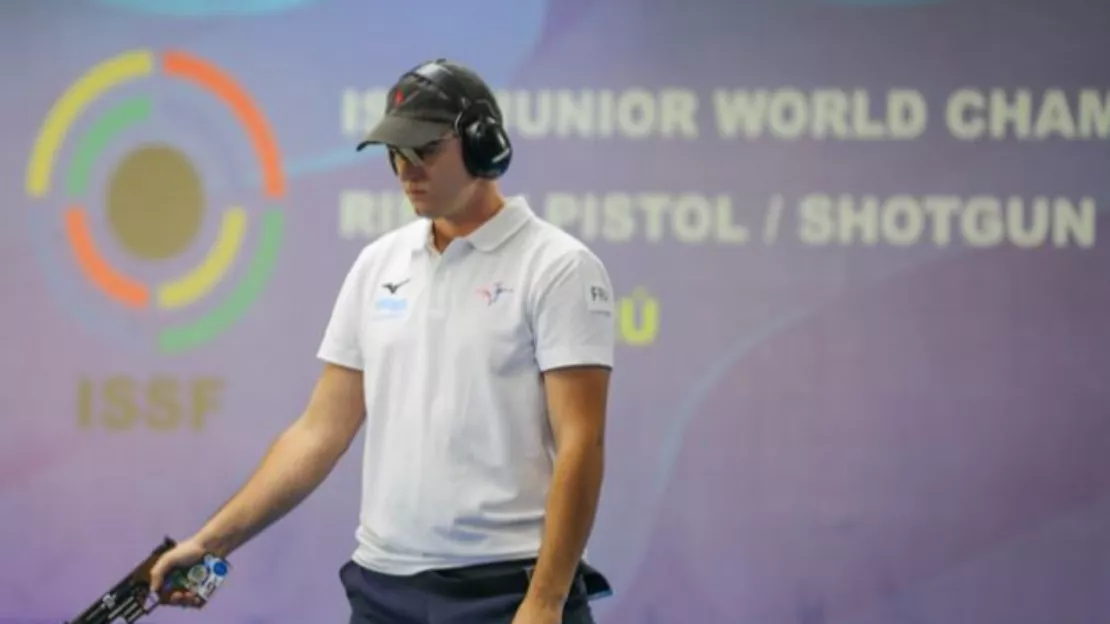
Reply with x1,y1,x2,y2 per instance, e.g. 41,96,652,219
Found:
586,284,613,315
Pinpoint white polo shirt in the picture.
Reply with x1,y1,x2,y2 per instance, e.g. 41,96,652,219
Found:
317,196,616,575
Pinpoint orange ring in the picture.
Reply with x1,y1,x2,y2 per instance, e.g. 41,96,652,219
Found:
64,207,149,309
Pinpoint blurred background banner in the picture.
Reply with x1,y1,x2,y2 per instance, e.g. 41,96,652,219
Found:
3,0,1109,622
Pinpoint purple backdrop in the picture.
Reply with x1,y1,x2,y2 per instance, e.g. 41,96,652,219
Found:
3,0,1109,622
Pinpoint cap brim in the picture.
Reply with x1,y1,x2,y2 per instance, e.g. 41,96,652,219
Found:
355,114,451,151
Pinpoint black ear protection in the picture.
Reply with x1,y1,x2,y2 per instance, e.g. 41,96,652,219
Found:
399,59,513,180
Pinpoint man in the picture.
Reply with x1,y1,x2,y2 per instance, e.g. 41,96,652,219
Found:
149,58,616,624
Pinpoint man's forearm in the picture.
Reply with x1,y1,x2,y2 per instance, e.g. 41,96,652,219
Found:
194,418,349,556
525,441,605,608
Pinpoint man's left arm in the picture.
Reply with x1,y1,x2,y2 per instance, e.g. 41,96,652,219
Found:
524,364,609,610
522,248,616,614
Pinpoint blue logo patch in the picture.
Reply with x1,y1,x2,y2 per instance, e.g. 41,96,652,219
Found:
375,297,408,314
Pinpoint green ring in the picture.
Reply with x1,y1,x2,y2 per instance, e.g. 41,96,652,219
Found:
157,209,284,354
66,96,150,197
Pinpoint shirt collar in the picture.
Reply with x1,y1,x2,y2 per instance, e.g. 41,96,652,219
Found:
408,195,533,254
466,196,533,252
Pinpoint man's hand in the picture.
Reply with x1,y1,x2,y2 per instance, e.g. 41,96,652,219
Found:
148,537,209,607
511,596,563,624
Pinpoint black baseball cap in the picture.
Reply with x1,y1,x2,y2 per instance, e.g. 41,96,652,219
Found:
356,59,502,151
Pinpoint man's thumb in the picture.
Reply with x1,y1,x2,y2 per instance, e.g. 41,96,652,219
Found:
149,555,170,592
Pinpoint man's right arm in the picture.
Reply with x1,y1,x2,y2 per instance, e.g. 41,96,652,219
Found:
192,362,365,557
150,247,372,602
192,237,375,558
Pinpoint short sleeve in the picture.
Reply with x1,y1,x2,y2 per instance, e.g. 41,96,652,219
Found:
532,248,616,372
317,250,369,370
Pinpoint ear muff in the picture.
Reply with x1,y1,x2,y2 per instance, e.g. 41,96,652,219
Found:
406,60,512,180
454,99,512,179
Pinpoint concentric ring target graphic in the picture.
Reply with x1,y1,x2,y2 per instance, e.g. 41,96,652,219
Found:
25,49,285,355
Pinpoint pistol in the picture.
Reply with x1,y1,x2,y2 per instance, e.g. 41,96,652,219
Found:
64,536,231,624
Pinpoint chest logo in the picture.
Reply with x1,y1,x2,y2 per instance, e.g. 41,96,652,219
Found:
382,278,410,294
477,281,512,306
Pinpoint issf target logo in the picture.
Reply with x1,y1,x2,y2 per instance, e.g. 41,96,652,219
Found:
25,50,286,356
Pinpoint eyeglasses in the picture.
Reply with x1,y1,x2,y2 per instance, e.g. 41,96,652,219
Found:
391,138,448,167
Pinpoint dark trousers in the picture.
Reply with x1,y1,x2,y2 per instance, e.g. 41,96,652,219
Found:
339,557,606,624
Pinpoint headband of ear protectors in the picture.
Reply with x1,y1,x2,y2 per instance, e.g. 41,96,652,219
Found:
398,59,513,180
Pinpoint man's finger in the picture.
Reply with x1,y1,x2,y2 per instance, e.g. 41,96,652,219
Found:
148,567,164,594
166,589,188,605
